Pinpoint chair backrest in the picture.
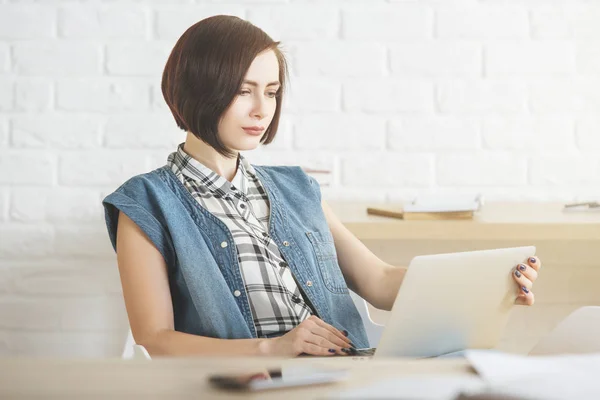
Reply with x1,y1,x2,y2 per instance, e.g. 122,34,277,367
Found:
121,292,385,357
349,290,385,348
528,306,600,356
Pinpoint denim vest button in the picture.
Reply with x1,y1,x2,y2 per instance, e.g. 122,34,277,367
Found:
220,241,228,248
233,290,241,297
283,241,290,246
306,280,313,287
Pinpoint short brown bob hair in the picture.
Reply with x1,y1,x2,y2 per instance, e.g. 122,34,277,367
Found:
162,15,288,158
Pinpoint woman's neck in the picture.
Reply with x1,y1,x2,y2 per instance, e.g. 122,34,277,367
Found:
182,132,239,182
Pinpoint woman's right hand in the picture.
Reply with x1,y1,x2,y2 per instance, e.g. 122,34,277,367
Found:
263,315,354,357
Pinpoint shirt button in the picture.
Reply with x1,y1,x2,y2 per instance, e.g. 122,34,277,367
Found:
279,261,288,268
306,281,313,287
240,203,246,209
283,241,290,246
292,296,301,304
233,290,241,297
220,241,228,248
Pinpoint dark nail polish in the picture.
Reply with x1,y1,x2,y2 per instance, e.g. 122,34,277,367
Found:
343,330,348,337
328,348,335,353
341,348,351,353
522,286,529,294
519,264,527,271
515,270,522,277
349,342,356,349
529,257,536,264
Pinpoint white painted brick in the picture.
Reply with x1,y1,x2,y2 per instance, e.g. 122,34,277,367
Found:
390,42,481,77
11,115,102,149
341,154,433,187
0,298,62,330
436,6,528,39
7,261,122,297
154,6,245,40
0,43,9,73
293,42,386,77
55,226,114,257
0,79,13,111
104,114,185,148
10,188,102,223
437,80,528,114
0,225,54,258
106,42,172,76
343,80,434,113
0,5,55,39
437,153,527,186
530,79,600,113
13,42,102,76
284,78,340,112
0,188,7,222
58,5,147,39
15,79,53,111
530,156,599,186
576,117,600,151
486,42,575,76
151,83,169,110
0,116,7,148
247,6,339,41
388,117,480,150
343,5,431,39
531,6,600,39
0,152,55,185
294,115,385,150
483,117,576,152
58,151,148,186
577,43,600,76
60,295,127,331
56,78,150,111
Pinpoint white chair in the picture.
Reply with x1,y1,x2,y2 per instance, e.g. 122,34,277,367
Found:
121,292,384,358
121,329,151,360
528,306,600,356
349,290,385,348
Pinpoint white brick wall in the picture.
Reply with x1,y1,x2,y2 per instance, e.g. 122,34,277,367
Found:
0,0,599,358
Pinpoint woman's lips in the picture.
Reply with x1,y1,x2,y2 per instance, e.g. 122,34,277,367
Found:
243,127,264,136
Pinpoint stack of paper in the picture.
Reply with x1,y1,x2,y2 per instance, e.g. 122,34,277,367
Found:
367,194,484,220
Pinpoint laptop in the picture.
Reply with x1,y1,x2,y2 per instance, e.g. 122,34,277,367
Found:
339,246,536,359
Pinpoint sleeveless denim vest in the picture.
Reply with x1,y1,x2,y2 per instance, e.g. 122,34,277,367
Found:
102,164,369,349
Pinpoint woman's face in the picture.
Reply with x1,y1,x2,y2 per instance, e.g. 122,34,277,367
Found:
218,49,280,153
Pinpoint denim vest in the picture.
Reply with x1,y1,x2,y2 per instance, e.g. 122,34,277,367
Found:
102,164,369,349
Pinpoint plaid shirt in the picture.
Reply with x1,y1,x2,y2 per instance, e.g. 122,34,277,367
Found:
167,144,314,338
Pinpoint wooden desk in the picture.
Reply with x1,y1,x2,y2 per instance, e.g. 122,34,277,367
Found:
0,357,473,399
329,202,600,354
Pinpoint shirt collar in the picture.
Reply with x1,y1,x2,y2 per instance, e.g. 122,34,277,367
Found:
167,143,257,199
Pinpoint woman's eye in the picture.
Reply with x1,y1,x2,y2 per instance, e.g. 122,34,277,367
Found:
267,92,278,98
239,90,251,95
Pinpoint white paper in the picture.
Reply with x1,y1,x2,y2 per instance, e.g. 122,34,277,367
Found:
330,375,484,400
463,350,600,400
403,194,483,213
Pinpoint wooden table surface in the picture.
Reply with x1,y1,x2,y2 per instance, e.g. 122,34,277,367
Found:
0,356,473,399
329,202,600,241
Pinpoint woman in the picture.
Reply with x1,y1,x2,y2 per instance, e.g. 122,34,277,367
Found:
102,15,540,357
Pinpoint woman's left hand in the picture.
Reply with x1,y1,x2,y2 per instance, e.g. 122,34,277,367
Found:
513,256,541,306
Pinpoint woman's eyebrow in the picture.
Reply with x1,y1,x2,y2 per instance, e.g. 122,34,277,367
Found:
243,80,280,87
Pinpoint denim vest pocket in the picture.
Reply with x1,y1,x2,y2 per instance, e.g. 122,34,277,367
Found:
305,231,349,294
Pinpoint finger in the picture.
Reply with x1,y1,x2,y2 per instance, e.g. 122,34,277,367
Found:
310,316,351,346
516,263,538,282
527,256,541,272
310,325,352,352
515,289,535,306
512,268,533,290
302,342,338,356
